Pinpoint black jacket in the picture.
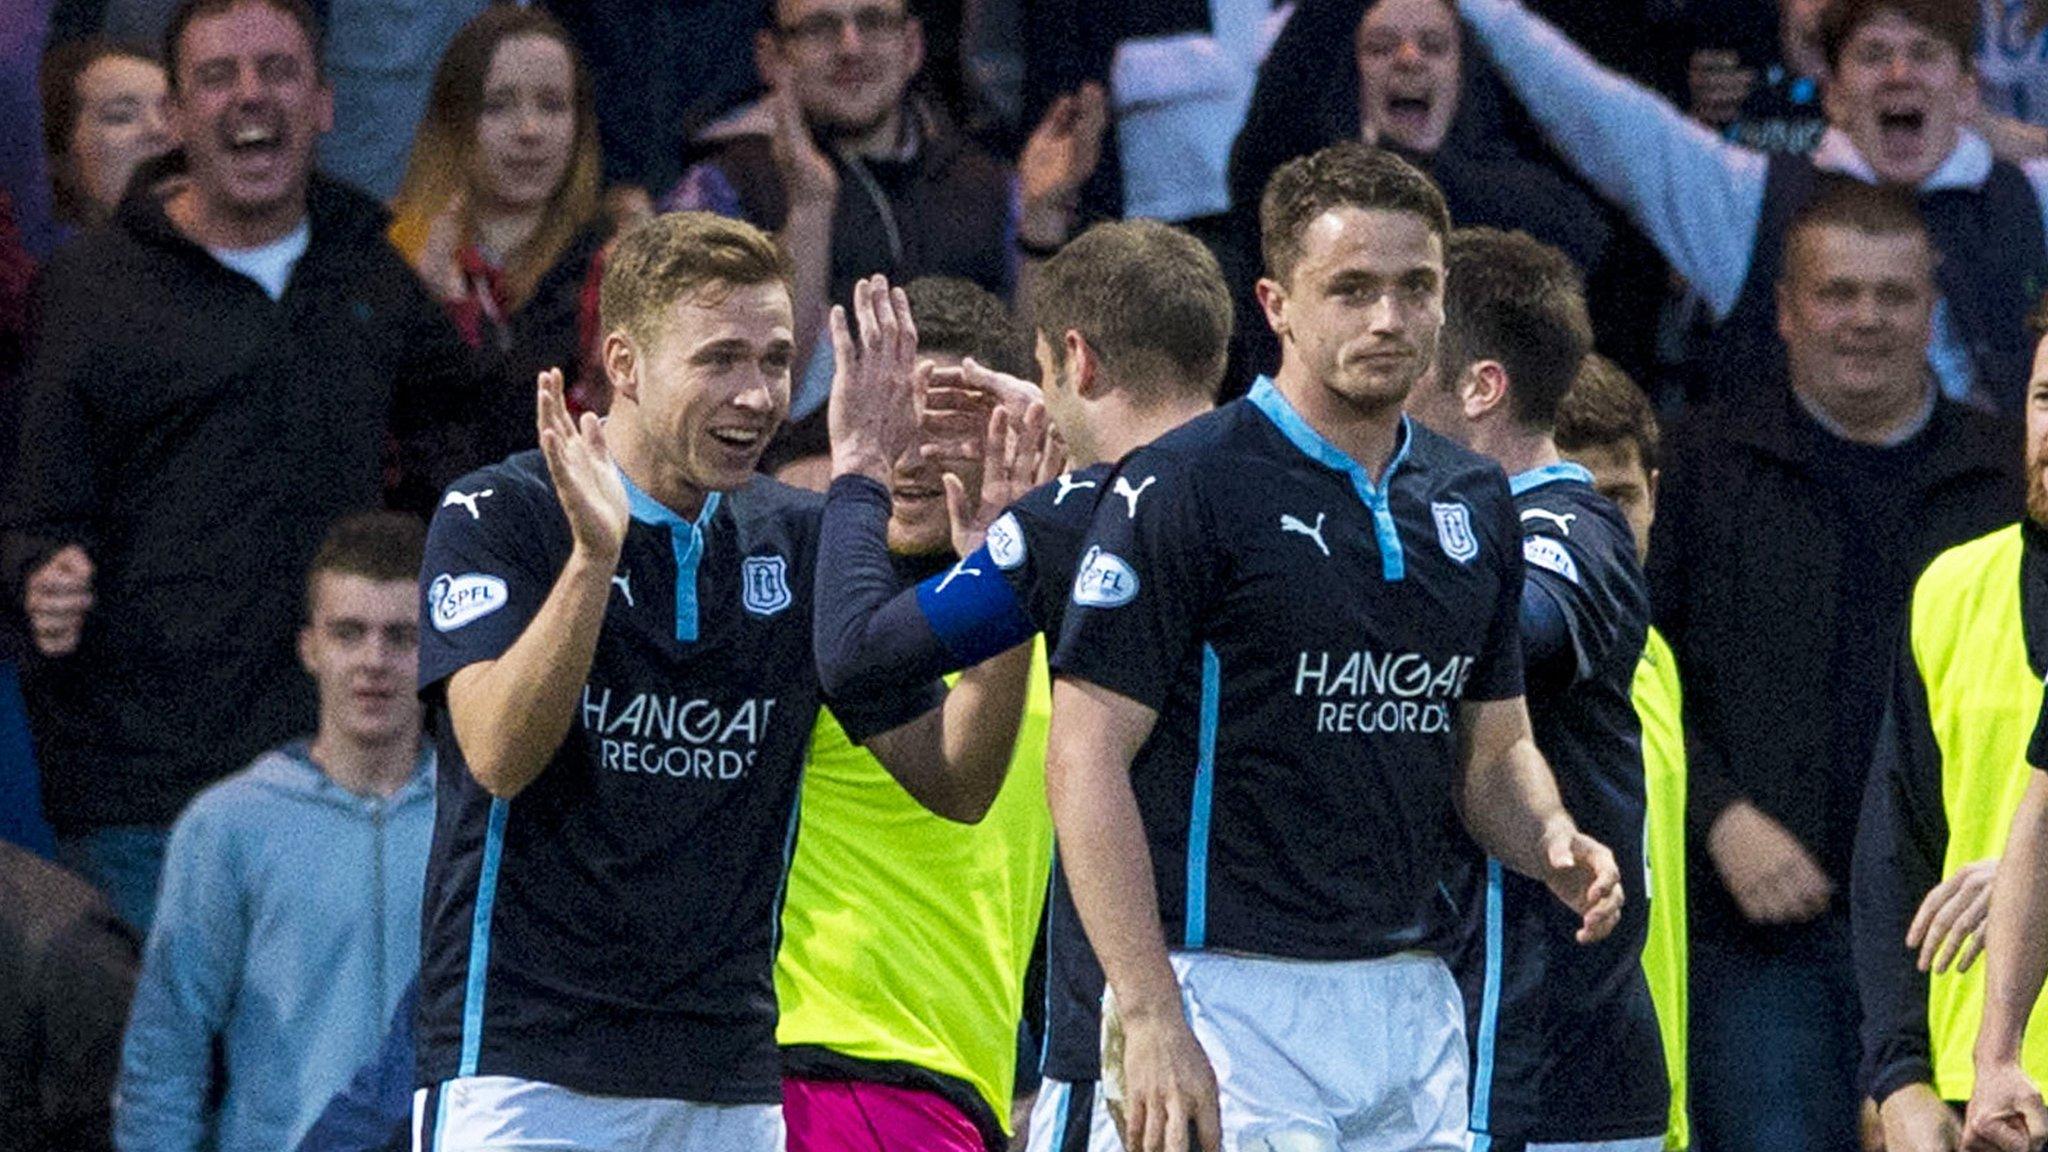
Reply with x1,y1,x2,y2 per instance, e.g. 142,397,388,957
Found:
0,843,138,1152
0,172,479,830
1648,392,2021,950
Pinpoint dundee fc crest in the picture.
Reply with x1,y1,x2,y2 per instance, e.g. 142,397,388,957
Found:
742,555,792,616
1432,502,1478,564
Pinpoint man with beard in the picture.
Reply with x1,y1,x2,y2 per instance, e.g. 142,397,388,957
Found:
661,0,1105,448
1044,142,1622,1152
0,0,477,934
1454,0,2048,413
1648,181,2020,1152
411,214,1030,1151
1856,302,2048,1152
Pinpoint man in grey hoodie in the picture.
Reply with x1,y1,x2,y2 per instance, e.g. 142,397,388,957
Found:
114,512,436,1152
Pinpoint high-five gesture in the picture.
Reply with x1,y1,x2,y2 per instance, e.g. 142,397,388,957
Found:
940,401,1062,559
535,367,628,563
1540,822,1625,944
828,274,924,486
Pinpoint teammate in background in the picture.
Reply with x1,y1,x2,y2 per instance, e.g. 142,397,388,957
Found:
774,276,1053,1152
1857,294,2048,1152
1554,355,1692,1152
1403,228,1664,1152
1955,324,2048,1152
411,212,1031,1151
810,218,1236,1152
1044,141,1622,1152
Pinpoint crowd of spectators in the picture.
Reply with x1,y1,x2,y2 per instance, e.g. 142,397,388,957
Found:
4,0,2048,1149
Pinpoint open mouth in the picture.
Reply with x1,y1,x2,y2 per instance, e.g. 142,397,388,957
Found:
1385,92,1435,133
891,482,943,502
1875,106,1925,154
226,123,284,156
707,427,766,452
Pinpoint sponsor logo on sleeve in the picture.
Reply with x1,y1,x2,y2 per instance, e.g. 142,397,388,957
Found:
441,488,494,520
986,512,1027,570
1520,507,1576,535
1522,536,1582,585
1112,475,1156,518
1072,546,1139,608
1053,473,1099,506
428,573,508,631
1432,501,1478,564
741,554,793,616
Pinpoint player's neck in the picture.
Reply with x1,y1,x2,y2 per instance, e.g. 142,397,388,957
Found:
1091,396,1213,466
1273,367,1402,483
1474,424,1560,480
309,731,421,799
610,425,713,520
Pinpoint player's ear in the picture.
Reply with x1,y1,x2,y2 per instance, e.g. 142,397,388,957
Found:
603,330,640,405
1460,360,1508,420
1067,330,1101,398
1255,277,1290,342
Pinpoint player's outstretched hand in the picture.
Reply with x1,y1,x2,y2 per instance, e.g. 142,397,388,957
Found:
1114,1011,1223,1152
939,401,1059,558
1962,1061,2048,1152
535,367,628,563
1910,858,1998,974
827,274,921,485
1540,825,1624,944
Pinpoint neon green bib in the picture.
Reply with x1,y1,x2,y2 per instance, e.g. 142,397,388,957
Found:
775,640,1054,1129
1635,626,1690,1150
1909,524,2048,1100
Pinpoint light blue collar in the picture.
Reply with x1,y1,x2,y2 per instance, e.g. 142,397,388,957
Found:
1246,377,1413,493
1248,376,1414,581
1508,461,1595,496
616,468,723,643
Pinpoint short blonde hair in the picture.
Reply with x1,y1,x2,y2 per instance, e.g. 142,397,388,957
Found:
599,212,793,345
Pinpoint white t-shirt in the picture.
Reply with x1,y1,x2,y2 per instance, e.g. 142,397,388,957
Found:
209,219,311,301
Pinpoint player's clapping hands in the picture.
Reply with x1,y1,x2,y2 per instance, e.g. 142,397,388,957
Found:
1540,823,1625,944
535,367,628,563
827,274,926,486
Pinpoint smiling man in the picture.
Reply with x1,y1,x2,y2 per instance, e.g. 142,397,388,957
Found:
115,513,437,1152
1455,0,2048,412
1648,182,2021,1152
0,0,479,935
412,214,1031,1151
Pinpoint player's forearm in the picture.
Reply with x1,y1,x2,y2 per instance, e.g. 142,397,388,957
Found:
1976,775,2048,1064
935,642,1035,819
449,546,614,798
781,201,835,375
1048,738,1183,1022
1462,732,1576,881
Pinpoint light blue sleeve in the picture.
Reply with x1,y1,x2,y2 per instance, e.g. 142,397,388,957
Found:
1456,0,1771,316
114,799,249,1152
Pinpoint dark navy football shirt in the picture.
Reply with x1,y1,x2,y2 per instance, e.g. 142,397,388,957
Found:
1463,465,1667,1144
1051,378,1526,960
814,464,1118,1085
413,451,938,1104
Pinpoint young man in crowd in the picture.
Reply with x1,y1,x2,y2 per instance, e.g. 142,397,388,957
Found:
1553,355,1692,1152
0,0,477,933
1044,141,1621,1152
664,0,1105,443
809,218,1236,1152
1455,0,2048,413
116,512,436,1152
411,212,1029,1150
1646,182,2020,1151
1404,228,1666,1151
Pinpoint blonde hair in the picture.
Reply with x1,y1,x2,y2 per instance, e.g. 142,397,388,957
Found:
599,212,793,347
388,5,601,312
